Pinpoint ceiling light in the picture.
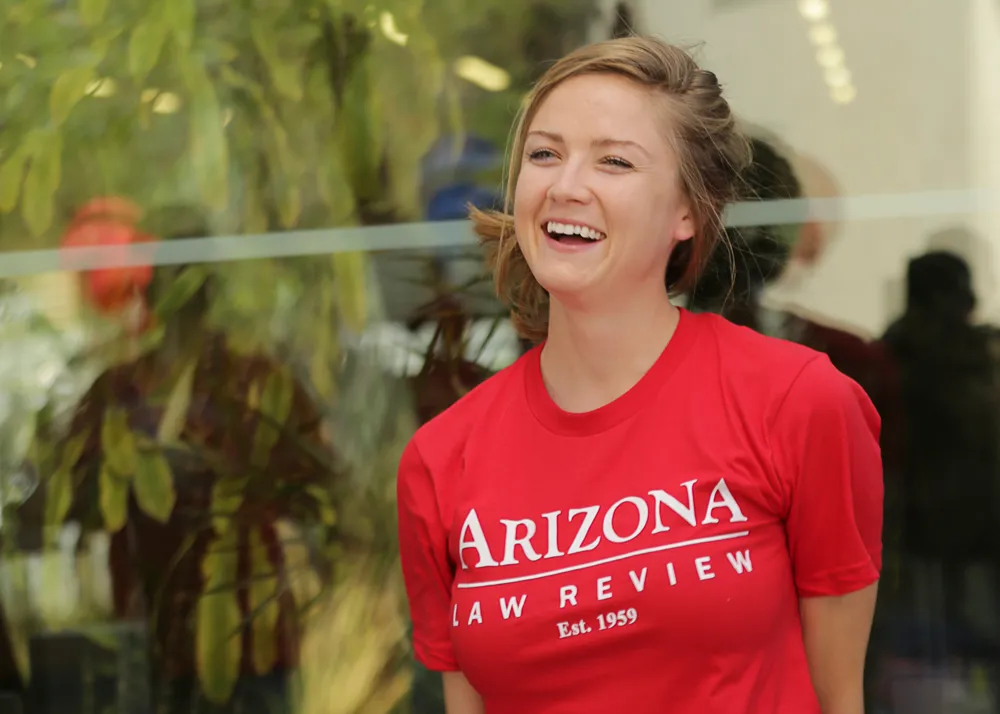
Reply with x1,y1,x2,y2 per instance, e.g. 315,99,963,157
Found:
379,11,408,46
831,84,857,104
816,46,844,68
824,66,851,88
809,23,837,45
798,0,829,21
454,56,510,92
799,1,855,105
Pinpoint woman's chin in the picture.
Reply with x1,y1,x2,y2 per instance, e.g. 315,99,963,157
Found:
535,267,603,302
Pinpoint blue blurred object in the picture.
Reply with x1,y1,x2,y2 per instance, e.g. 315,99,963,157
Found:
418,134,503,283
421,134,503,221
427,183,500,221
422,135,502,179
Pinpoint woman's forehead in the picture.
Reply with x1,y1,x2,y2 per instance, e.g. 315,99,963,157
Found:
526,74,672,152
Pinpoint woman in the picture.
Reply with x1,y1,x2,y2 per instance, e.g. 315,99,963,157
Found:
397,36,882,714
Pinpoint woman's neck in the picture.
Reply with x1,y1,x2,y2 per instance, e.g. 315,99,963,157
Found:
539,290,680,413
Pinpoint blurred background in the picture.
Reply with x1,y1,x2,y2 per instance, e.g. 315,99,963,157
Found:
0,0,999,712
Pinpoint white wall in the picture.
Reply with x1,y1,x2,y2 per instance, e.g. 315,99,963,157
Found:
970,0,1000,319
627,0,988,337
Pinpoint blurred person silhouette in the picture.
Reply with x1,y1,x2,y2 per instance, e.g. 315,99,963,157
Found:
685,135,802,331
687,138,898,423
881,248,1000,593
875,246,1000,708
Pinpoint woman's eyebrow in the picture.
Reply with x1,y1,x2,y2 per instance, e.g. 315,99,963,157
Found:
526,130,652,160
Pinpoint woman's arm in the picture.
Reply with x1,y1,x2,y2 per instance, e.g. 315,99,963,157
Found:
800,582,878,714
444,671,485,714
768,359,883,713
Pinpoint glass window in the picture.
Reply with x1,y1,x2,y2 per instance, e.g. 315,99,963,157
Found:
2,0,999,712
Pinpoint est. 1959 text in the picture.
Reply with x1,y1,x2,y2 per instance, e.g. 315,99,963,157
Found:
557,608,639,639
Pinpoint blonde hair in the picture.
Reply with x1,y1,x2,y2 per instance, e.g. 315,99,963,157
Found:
470,36,752,342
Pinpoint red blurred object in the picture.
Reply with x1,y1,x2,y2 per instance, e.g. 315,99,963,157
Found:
61,196,156,328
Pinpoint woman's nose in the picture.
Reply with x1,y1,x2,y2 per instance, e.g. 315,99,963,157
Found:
546,164,591,204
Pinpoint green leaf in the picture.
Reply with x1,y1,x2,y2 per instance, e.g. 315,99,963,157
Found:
260,368,294,422
265,127,299,228
0,556,32,683
50,66,96,126
275,520,321,608
373,30,443,219
210,479,243,535
21,133,63,236
219,71,293,222
154,265,207,317
317,143,355,221
219,66,263,99
79,0,109,26
164,0,195,50
157,359,196,442
196,530,241,704
276,185,300,229
90,24,126,61
128,16,168,82
99,460,129,532
242,174,269,234
44,432,89,530
305,485,337,527
0,144,31,213
134,451,176,523
250,370,294,468
101,408,138,477
248,528,279,675
183,59,229,211
338,55,383,202
250,19,303,102
202,38,239,63
332,252,369,333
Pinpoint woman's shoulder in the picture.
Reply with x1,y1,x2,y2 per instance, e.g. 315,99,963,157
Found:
691,311,871,417
695,310,828,374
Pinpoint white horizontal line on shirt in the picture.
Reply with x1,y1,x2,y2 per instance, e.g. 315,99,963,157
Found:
455,530,752,589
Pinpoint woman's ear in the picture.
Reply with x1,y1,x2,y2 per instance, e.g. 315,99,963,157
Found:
672,204,696,243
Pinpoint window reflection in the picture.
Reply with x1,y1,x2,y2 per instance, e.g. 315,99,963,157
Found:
1,0,999,711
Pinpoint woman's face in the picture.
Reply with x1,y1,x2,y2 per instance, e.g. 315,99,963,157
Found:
513,73,695,307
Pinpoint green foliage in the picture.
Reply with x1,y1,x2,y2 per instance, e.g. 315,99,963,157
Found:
43,430,88,530
248,527,280,676
133,449,176,523
196,528,242,704
0,0,596,710
250,369,295,468
0,0,565,243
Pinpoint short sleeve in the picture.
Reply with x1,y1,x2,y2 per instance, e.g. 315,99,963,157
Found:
397,438,460,671
771,356,884,598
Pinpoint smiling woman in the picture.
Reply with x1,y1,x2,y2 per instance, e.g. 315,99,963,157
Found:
472,39,752,344
398,35,883,714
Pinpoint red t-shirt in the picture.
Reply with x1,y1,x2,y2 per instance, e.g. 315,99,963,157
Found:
397,309,883,713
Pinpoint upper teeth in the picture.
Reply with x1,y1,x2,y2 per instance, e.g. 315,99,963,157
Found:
546,222,605,241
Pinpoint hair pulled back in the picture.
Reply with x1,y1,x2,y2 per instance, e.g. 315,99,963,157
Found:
470,35,752,342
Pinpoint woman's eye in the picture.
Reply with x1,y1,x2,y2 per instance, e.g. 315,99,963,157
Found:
603,156,634,169
527,149,556,161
